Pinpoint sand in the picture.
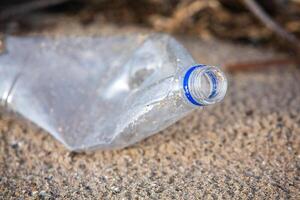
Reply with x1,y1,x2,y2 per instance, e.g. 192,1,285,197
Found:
1,17,300,199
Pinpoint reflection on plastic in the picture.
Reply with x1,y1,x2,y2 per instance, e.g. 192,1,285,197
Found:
0,34,227,150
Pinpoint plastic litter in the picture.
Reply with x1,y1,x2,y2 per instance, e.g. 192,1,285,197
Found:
0,34,227,150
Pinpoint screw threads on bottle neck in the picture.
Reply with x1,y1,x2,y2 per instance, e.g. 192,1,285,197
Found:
183,65,227,106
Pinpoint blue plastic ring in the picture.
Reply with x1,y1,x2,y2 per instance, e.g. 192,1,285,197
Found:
183,65,218,106
183,65,206,106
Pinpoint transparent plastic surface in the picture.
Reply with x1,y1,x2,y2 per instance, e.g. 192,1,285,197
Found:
0,34,227,150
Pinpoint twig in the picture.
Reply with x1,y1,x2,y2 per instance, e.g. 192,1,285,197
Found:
243,0,300,51
225,57,299,73
0,0,70,21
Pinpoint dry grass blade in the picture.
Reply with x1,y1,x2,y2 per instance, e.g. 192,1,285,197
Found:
150,0,219,32
225,57,299,73
243,0,300,52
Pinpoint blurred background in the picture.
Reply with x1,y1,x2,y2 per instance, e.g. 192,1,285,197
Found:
1,0,300,55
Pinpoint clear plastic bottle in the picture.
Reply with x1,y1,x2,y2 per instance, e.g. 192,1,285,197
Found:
0,34,227,150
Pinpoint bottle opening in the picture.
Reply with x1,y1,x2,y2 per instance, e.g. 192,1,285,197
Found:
183,65,227,106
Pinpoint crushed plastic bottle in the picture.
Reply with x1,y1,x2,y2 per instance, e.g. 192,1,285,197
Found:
0,34,227,150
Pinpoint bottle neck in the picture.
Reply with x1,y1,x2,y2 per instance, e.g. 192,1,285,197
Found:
182,64,227,107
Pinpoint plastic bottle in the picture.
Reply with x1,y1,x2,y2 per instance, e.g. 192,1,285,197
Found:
0,34,227,150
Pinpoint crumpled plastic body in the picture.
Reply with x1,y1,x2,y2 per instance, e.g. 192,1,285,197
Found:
0,34,227,150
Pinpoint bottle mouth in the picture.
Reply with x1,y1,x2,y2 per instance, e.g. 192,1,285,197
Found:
183,64,227,106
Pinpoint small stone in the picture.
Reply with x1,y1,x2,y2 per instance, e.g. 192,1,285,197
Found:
31,191,38,196
11,142,19,149
39,190,52,199
111,185,121,194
